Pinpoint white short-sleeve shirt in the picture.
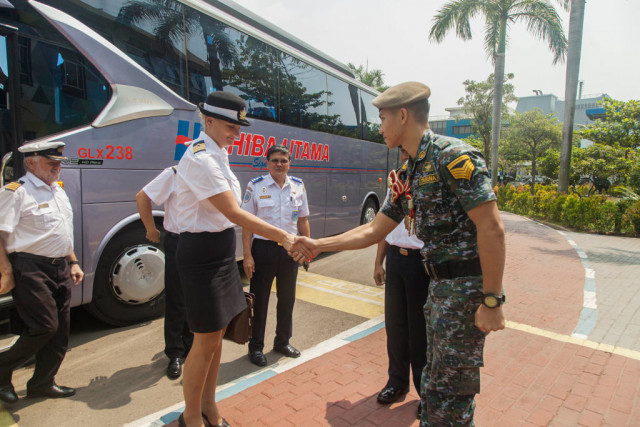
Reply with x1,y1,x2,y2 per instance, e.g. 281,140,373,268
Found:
142,166,179,234
175,132,242,233
0,172,74,257
241,174,309,240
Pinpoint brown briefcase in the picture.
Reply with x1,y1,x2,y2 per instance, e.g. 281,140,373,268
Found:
223,292,254,344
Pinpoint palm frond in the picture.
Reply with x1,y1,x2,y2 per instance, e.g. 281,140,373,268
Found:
511,0,567,64
117,1,164,24
429,0,482,43
483,16,501,63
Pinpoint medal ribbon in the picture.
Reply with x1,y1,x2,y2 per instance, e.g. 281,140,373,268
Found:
388,170,415,220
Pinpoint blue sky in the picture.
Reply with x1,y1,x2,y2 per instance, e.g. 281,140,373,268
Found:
233,0,639,117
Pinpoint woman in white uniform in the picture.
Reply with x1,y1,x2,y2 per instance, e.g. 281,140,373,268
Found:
174,92,306,427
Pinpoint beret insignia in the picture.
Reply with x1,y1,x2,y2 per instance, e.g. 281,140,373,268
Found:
446,155,475,180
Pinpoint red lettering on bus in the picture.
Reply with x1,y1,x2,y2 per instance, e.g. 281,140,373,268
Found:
230,133,244,155
291,140,302,159
242,134,252,156
321,145,329,162
310,143,322,161
300,141,310,160
250,134,265,157
265,136,276,154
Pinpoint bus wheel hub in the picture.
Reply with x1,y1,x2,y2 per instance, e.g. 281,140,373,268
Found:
110,245,165,305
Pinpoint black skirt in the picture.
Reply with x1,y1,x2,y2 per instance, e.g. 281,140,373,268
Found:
176,228,246,333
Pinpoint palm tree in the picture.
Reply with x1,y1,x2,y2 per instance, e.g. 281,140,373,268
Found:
558,0,585,193
118,0,236,94
348,63,388,92
429,0,567,187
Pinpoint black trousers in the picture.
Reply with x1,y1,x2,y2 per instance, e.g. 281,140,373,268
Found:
0,254,72,390
163,232,193,359
385,245,430,393
249,239,298,352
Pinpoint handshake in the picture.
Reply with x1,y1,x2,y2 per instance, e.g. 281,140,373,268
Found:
282,235,320,264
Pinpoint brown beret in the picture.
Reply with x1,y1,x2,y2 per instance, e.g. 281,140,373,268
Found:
372,81,431,109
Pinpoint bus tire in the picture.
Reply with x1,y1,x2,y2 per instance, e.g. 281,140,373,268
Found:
360,198,378,225
86,223,166,326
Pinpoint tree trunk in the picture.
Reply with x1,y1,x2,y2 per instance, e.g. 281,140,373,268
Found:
490,19,508,188
558,0,586,193
531,150,537,195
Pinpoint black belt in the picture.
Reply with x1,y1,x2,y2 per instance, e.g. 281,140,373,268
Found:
165,231,179,238
423,258,482,281
390,245,421,257
12,252,67,265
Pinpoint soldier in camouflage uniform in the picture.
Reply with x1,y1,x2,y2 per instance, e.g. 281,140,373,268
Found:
292,81,506,426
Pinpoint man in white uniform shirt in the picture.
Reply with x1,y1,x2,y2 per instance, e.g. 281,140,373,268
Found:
242,144,310,366
0,141,83,404
373,148,430,418
137,166,193,380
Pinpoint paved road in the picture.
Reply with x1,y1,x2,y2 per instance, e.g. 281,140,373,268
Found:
2,212,640,426
150,212,640,427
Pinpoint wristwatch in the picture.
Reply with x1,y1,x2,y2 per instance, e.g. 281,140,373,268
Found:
482,293,505,308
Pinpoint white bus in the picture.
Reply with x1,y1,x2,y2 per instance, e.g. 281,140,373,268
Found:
0,0,398,326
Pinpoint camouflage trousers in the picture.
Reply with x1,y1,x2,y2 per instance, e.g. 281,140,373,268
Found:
419,276,486,426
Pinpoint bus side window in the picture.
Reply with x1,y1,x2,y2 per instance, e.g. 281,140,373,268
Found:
327,75,359,139
276,52,327,131
360,91,384,144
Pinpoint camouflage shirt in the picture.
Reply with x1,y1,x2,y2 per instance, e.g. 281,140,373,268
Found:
381,130,495,264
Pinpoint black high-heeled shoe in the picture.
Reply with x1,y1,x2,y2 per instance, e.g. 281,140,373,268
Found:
177,413,187,427
202,412,230,427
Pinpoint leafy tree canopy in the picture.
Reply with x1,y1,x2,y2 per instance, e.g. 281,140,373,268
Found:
502,109,561,193
570,143,634,184
579,98,640,150
457,73,517,161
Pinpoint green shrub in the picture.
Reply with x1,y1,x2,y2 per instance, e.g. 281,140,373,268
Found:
621,201,640,236
495,184,639,236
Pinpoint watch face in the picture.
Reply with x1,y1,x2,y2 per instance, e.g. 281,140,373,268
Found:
484,295,499,308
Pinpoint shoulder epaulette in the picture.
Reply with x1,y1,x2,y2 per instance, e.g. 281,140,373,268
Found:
290,176,303,184
171,166,177,174
4,180,24,192
250,176,264,184
192,141,206,154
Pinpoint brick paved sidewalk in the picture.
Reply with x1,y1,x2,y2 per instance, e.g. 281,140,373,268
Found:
163,213,640,426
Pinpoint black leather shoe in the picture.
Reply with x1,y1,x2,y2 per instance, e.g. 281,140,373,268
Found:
376,385,409,404
167,357,182,379
0,384,18,404
27,384,75,399
249,350,267,367
273,344,300,358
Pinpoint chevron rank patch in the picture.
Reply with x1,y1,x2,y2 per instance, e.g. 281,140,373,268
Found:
446,154,475,180
192,141,206,154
